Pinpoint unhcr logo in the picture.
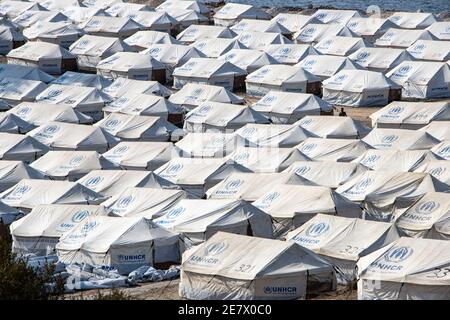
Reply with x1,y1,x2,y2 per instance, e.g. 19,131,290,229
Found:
104,118,121,129
71,210,90,223
305,222,329,237
261,191,280,205
388,106,404,115
224,179,243,191
355,177,373,191
415,201,439,215
384,246,413,263
204,241,228,256
45,89,62,99
383,31,395,40
303,27,316,35
224,53,236,61
239,34,252,43
167,207,186,219
348,21,359,29
429,167,445,177
196,105,212,115
295,165,311,175
262,95,276,104
81,221,98,233
17,106,31,116
87,19,101,28
299,118,313,127
241,126,257,137
264,286,297,295
395,65,412,77
113,145,129,155
166,163,184,175
191,88,204,96
301,143,317,153
69,155,85,166
279,47,292,55
10,185,31,198
43,124,60,134
85,176,103,187
116,195,134,208
315,12,327,20
381,134,398,144
412,43,426,52
233,152,249,162
334,74,348,83
147,47,161,55
437,145,450,157
362,154,380,165
356,51,370,61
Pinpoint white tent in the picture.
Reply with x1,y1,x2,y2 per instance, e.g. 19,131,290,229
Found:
271,13,321,34
104,92,182,122
105,2,152,17
179,231,335,300
357,237,450,300
218,48,277,74
176,25,235,44
69,34,133,72
336,170,433,204
253,185,362,237
0,16,19,31
375,28,436,48
206,171,314,202
96,52,167,83
192,38,245,58
156,0,210,16
7,41,76,75
388,12,438,29
322,70,400,107
102,78,172,99
407,40,450,62
173,57,247,92
296,138,370,162
235,123,314,148
30,150,117,181
23,21,83,48
287,214,398,284
296,115,369,139
414,160,450,185
56,215,183,274
264,44,319,65
35,84,110,120
155,199,273,244
246,65,321,97
295,55,363,81
234,31,292,51
213,3,271,27
102,141,175,170
426,22,450,40
160,8,208,29
37,0,82,11
13,10,68,29
141,44,205,81
78,169,179,197
101,187,187,218
362,128,440,150
370,101,450,129
0,160,46,192
0,78,47,107
230,19,291,36
346,17,398,42
155,157,249,198
431,140,450,160
0,179,106,211
294,24,357,44
184,101,268,133
124,30,179,50
62,6,109,27
10,204,108,255
420,121,450,141
348,47,414,73
393,192,450,239
168,83,244,112
81,16,142,39
175,132,237,158
7,102,92,126
251,91,332,124
0,1,46,19
314,36,370,57
82,0,122,10
353,149,438,172
312,9,361,25
0,26,25,55
0,133,48,162
123,11,176,33
27,121,118,153
51,71,112,90
0,63,54,83
95,114,178,142
0,112,33,133
283,161,366,189
228,146,310,173
361,172,448,221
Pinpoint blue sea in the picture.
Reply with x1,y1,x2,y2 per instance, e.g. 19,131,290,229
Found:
226,0,450,14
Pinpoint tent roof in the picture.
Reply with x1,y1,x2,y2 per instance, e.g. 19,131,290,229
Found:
246,65,319,86
362,128,440,150
295,115,370,138
296,137,370,162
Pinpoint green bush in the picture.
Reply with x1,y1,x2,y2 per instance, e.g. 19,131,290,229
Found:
0,237,64,300
95,288,133,300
